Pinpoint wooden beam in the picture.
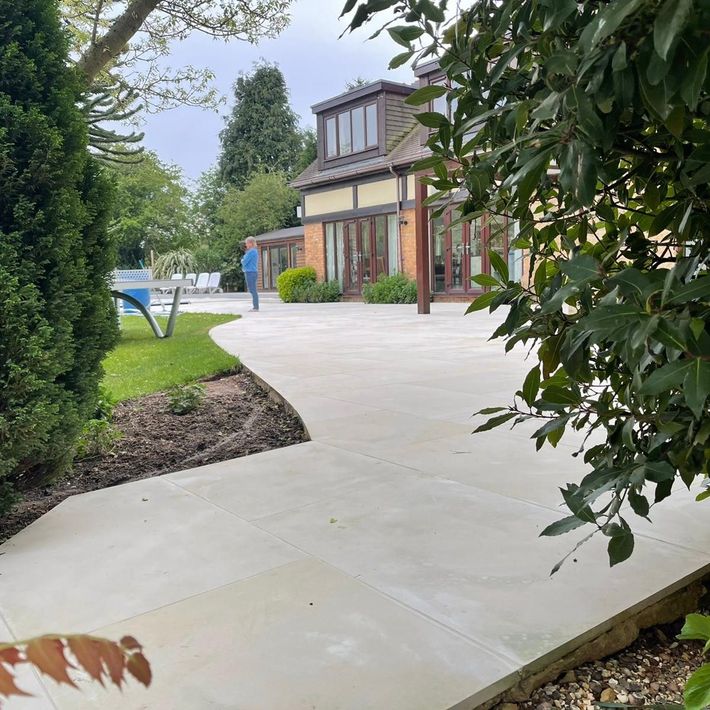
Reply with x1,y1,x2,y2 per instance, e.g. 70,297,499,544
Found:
414,176,431,314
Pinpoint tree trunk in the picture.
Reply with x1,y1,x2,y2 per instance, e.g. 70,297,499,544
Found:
76,0,162,84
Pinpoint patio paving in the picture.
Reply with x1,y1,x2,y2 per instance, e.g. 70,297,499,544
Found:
1,300,709,709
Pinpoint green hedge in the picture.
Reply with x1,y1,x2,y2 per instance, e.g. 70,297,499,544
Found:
362,274,418,304
291,280,341,303
0,0,118,507
276,266,316,302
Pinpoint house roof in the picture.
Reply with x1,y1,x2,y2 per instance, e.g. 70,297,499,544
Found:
311,80,414,114
254,226,304,243
290,127,432,190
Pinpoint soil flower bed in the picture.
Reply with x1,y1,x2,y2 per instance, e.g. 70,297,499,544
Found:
0,372,307,543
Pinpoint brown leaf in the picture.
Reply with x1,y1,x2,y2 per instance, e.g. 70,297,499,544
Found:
0,664,32,698
0,647,22,666
126,652,152,687
97,640,125,688
25,638,76,687
119,636,141,651
67,636,104,685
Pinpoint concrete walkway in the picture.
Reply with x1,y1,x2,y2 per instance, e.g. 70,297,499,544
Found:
1,301,709,709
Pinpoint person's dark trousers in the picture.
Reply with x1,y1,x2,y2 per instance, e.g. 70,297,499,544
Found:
245,271,259,310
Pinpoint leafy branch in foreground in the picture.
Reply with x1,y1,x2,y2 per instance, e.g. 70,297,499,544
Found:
0,634,151,703
341,0,710,570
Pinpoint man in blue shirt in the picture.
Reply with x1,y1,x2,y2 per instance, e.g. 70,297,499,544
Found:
241,237,259,311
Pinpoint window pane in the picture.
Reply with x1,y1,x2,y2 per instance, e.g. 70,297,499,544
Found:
325,224,336,282
469,218,483,280
338,112,352,154
336,222,345,287
431,215,446,293
361,219,371,284
375,215,386,279
352,107,365,152
261,248,269,289
365,104,378,146
290,243,298,268
387,214,399,275
270,248,280,288
326,117,337,157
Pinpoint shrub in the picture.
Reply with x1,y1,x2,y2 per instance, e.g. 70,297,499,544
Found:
167,383,206,415
362,273,418,304
276,266,316,302
152,248,196,279
291,280,341,303
75,420,123,460
0,0,118,494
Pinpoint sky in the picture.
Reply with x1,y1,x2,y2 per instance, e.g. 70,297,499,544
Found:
140,1,415,183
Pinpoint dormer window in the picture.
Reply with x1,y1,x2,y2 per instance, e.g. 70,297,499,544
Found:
325,103,378,159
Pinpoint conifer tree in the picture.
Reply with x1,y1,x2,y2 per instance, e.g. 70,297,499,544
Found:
218,62,302,188
0,0,118,501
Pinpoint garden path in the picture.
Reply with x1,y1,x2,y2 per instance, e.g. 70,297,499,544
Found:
1,300,709,709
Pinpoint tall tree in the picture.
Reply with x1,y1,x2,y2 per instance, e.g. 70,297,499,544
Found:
0,0,118,497
218,62,302,188
294,127,317,176
62,0,292,110
108,152,194,266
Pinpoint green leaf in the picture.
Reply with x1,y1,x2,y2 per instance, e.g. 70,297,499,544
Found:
416,0,445,22
560,254,600,284
607,529,635,567
542,0,577,30
411,155,446,172
684,663,710,710
387,25,424,47
541,385,581,406
684,359,710,419
488,249,509,282
668,275,710,304
681,49,708,110
389,50,414,70
653,319,688,352
405,84,448,106
640,359,693,395
471,274,500,288
466,290,498,313
644,460,676,483
612,42,627,71
559,140,598,206
475,406,508,415
522,365,541,407
540,514,589,537
654,0,693,61
580,305,645,335
628,489,650,518
580,0,644,52
639,73,672,120
416,112,450,129
473,412,516,433
532,91,561,121
678,614,710,643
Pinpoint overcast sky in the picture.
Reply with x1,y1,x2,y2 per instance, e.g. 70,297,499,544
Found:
139,1,414,183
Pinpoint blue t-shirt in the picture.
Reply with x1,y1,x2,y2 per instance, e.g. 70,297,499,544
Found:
241,247,258,273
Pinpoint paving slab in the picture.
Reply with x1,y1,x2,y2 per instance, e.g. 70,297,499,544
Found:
2,299,709,709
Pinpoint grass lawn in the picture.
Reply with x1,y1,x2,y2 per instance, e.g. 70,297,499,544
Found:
103,313,240,401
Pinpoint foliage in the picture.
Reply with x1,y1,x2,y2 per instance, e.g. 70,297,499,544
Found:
103,314,239,401
0,633,150,701
219,172,300,246
152,249,197,279
678,614,710,710
167,382,206,415
108,152,194,267
292,280,342,303
294,128,318,176
0,0,119,493
346,77,370,90
75,419,123,459
276,267,317,303
62,0,292,111
219,62,303,188
81,82,144,165
343,0,710,570
362,273,417,304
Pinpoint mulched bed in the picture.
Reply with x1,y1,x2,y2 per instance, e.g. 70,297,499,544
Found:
0,372,307,543
511,616,704,709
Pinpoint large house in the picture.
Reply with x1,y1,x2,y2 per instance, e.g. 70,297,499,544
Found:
263,62,526,310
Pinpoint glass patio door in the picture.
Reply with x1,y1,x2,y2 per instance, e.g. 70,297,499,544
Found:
430,211,507,293
343,221,361,294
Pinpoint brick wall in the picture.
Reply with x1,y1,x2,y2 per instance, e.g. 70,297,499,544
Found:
304,222,325,281
399,208,417,279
